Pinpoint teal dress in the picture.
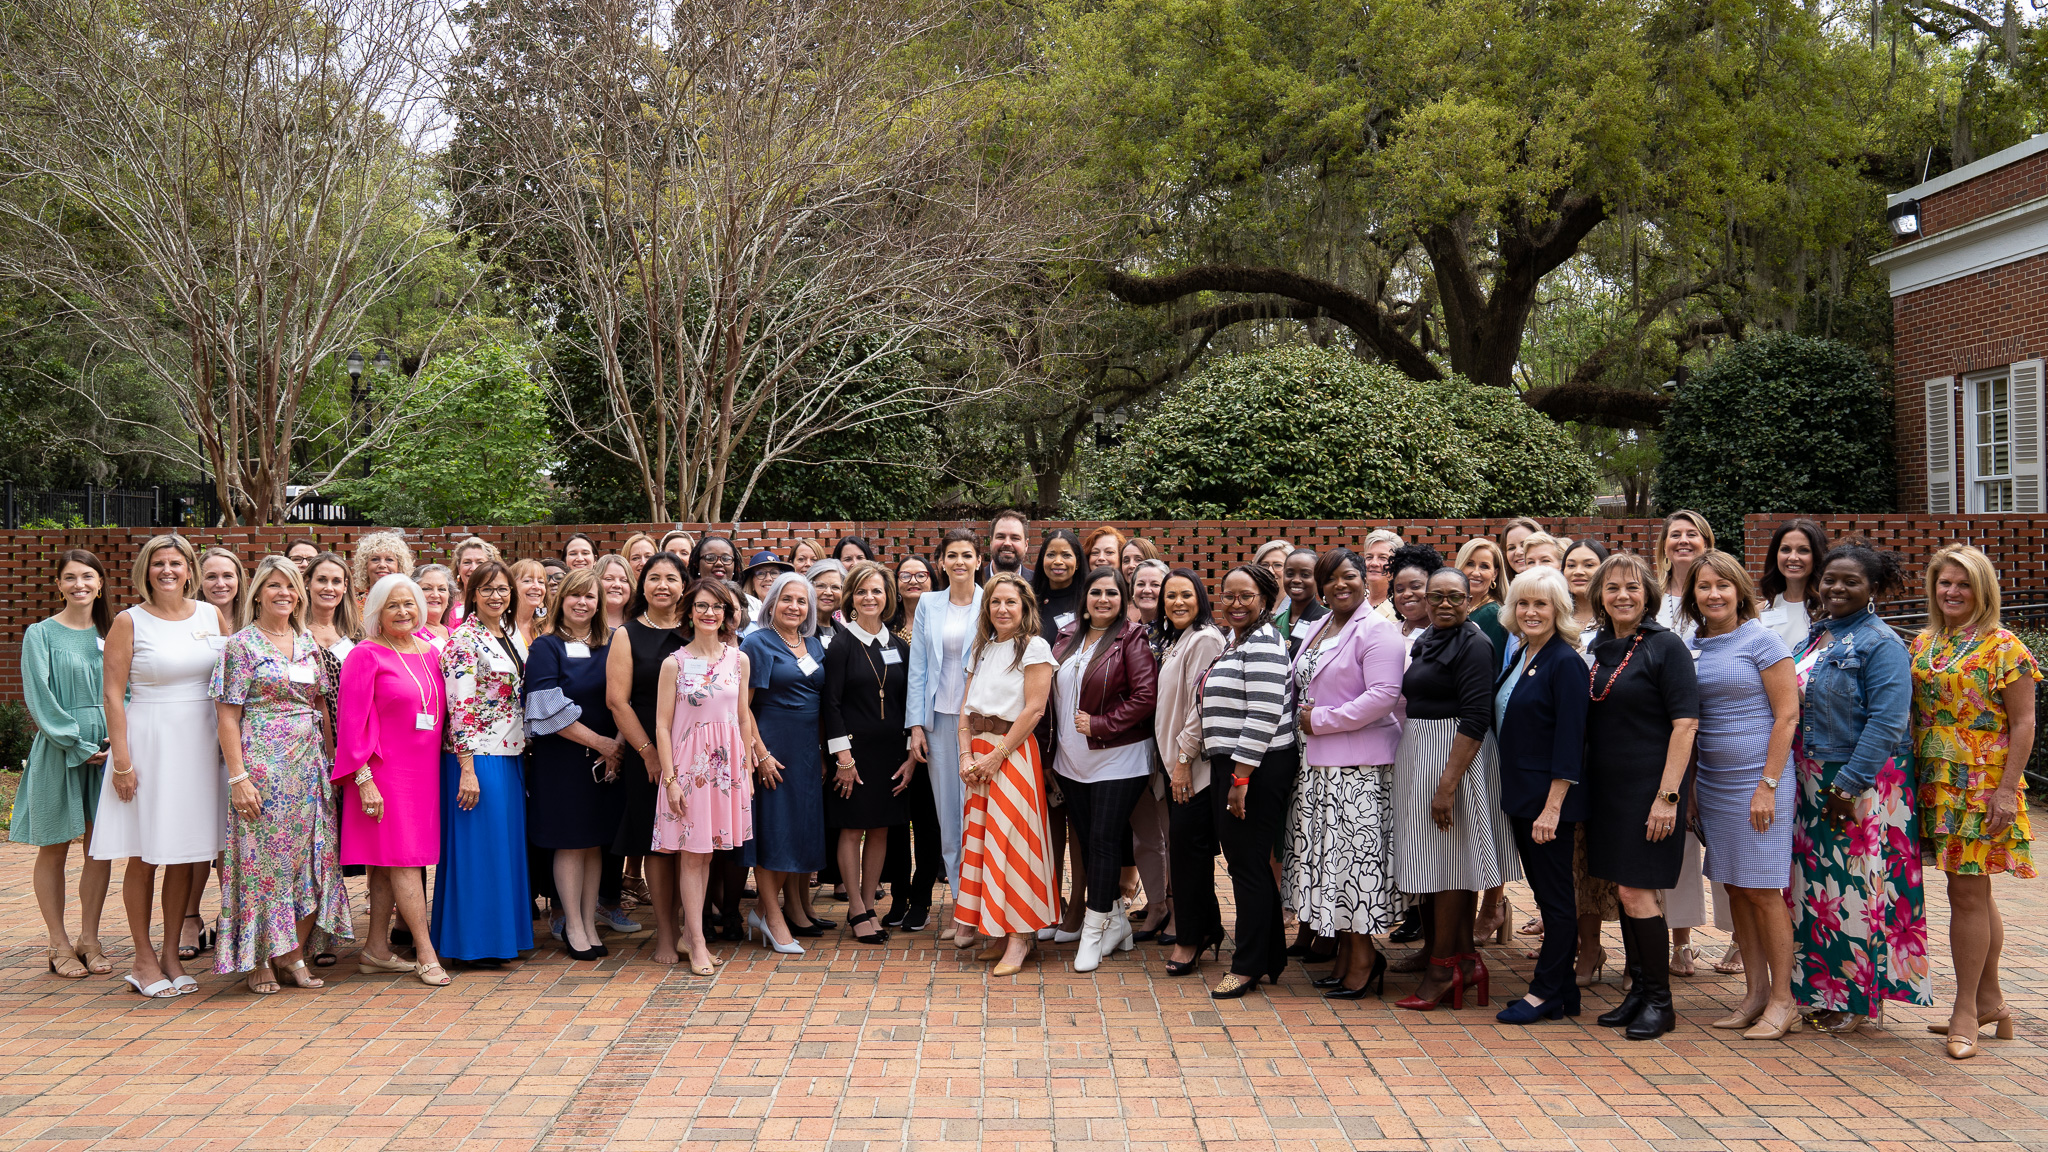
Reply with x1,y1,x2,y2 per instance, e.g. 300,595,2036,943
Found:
1470,602,1508,666
17,618,108,845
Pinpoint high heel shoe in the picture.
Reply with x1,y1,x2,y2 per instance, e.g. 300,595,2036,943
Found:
1710,1003,1767,1030
1576,946,1607,987
1164,931,1224,977
1928,1007,2015,1037
991,937,1037,976
1324,952,1387,1000
1460,952,1490,1006
1394,956,1465,1011
745,910,805,955
1742,1005,1801,1040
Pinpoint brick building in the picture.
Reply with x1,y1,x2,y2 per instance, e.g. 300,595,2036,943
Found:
1874,133,2048,513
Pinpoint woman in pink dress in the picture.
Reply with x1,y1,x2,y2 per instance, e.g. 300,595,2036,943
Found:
335,573,451,987
654,578,759,975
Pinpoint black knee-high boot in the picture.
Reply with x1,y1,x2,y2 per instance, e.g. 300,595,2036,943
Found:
1597,913,1648,1028
1624,914,1675,1040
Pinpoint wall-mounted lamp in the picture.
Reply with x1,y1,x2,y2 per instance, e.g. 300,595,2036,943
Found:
1887,198,1922,238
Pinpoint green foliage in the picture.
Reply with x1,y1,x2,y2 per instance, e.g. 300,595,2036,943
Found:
0,700,34,772
327,340,557,527
1653,335,1893,548
1082,346,1597,519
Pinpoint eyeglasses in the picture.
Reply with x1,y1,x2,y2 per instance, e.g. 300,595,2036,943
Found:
1425,592,1467,605
899,573,931,584
1219,592,1262,605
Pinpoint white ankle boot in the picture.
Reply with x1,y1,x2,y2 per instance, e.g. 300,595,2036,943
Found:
1074,909,1113,972
1104,900,1136,955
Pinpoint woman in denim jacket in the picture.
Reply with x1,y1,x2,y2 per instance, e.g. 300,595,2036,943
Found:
1788,542,1933,1033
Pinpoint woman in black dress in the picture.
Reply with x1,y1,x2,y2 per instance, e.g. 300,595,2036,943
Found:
526,568,625,960
1583,551,1699,1039
604,553,688,965
822,561,912,945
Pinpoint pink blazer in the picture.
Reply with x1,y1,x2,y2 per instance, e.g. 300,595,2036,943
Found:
1291,608,1405,767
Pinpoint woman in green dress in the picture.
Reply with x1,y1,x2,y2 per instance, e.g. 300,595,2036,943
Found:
19,549,116,978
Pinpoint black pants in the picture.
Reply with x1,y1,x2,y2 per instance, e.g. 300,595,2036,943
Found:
1169,783,1221,948
599,849,624,909
1511,816,1580,1008
1217,745,1300,980
1059,772,1150,914
882,763,946,908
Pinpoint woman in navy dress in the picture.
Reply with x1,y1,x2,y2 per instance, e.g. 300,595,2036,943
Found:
741,571,828,950
525,568,624,961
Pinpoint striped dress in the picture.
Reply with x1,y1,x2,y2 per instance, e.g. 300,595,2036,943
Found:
955,635,1060,936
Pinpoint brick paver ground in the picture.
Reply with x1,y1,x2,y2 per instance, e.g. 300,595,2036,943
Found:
0,842,2040,1151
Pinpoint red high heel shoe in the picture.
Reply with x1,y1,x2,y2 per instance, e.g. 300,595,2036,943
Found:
1395,955,1465,1011
1460,952,1490,1006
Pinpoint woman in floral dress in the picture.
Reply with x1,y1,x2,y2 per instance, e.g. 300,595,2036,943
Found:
1788,542,1931,1032
1911,545,2038,1058
212,557,353,994
654,578,759,974
430,561,533,966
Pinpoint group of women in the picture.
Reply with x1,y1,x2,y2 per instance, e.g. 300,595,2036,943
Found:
16,517,2035,1058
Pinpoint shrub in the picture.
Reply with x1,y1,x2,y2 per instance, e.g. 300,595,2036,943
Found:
1653,334,1894,548
1081,345,1597,519
0,700,33,772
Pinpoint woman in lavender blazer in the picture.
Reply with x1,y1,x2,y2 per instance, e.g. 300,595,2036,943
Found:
1281,547,1409,1000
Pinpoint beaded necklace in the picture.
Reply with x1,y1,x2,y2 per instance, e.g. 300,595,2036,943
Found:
1588,628,1648,702
1928,627,1980,674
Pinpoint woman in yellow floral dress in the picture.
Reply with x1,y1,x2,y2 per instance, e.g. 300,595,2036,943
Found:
1911,545,2039,1059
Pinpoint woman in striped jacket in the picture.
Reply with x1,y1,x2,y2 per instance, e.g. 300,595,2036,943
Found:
1200,563,1301,1000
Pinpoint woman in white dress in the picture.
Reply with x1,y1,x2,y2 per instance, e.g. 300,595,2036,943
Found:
92,535,228,997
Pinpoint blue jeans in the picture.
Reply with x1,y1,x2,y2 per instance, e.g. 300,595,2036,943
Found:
927,712,964,889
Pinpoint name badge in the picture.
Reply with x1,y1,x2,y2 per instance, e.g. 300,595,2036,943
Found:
96,636,106,651
797,654,820,677
819,633,834,650
204,634,228,651
415,712,436,730
487,649,514,673
1055,612,1075,630
565,641,591,659
428,635,447,650
1691,648,1703,661
330,638,355,660
288,663,317,685
683,657,710,676
881,647,902,665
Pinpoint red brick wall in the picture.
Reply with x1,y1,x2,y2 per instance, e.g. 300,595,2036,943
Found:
1890,251,2048,511
1741,513,2048,591
1918,150,2048,237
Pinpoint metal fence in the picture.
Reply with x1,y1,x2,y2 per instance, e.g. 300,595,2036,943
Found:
0,482,366,528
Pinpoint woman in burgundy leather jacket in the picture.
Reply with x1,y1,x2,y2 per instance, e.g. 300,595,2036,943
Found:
1040,567,1160,970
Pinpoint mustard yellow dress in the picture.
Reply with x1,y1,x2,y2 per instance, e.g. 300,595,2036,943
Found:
1910,628,2041,877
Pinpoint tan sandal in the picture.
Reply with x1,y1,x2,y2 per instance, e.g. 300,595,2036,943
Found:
358,950,416,974
1669,944,1698,978
415,962,451,987
246,968,281,996
282,959,325,989
47,947,88,980
77,940,112,975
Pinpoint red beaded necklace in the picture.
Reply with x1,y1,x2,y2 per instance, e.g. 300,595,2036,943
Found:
1588,628,1647,702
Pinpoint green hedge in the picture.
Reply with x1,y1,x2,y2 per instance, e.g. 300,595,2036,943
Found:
1654,334,1893,548
1082,346,1597,519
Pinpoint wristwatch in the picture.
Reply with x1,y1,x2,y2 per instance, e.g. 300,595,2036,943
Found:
1659,789,1681,804
1760,776,1781,790
1176,753,1192,766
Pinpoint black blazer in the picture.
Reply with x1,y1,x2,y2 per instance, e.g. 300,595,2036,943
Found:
1495,635,1590,822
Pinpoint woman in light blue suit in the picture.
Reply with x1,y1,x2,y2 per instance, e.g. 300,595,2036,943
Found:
906,527,984,913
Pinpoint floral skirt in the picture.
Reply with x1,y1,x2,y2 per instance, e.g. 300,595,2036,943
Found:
1919,755,2035,877
214,722,353,973
1787,750,1932,1014
1280,764,1405,935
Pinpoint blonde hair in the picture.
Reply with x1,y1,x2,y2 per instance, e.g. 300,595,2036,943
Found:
1504,566,1581,648
788,537,828,570
1454,538,1511,605
1679,550,1759,629
1517,531,1566,568
455,535,500,564
1652,510,1716,585
844,559,897,625
352,531,416,594
131,534,199,605
507,557,550,617
1253,539,1293,566
1922,544,2002,637
972,572,1042,673
543,566,606,645
240,556,308,633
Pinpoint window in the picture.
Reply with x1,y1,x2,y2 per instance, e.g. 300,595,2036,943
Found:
1970,370,2013,512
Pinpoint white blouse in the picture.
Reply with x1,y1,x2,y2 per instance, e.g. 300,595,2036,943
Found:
1759,594,1812,651
962,636,1055,722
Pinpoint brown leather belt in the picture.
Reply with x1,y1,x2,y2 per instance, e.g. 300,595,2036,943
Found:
965,712,1010,736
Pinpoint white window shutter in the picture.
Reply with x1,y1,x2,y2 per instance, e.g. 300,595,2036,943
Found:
1926,376,1956,513
2012,359,2044,513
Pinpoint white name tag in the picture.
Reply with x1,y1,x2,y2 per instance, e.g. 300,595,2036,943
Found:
204,634,228,651
565,641,591,659
881,647,902,665
330,638,354,660
797,654,820,677
487,650,514,673
288,663,317,684
428,635,447,650
96,636,105,651
683,657,709,676
1055,612,1075,630
819,633,834,650
1691,649,1703,661
415,712,435,730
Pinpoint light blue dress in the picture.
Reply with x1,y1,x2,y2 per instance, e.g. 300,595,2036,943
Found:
1691,618,1796,888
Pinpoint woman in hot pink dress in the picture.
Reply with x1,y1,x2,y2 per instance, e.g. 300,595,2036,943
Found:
335,573,451,987
654,578,758,974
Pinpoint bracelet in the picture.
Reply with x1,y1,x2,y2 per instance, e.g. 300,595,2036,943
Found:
637,741,652,753
353,767,373,786
1231,775,1251,787
227,772,250,786
112,766,134,776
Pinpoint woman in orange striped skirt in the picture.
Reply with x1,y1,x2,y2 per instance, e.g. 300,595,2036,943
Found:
949,573,1060,975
